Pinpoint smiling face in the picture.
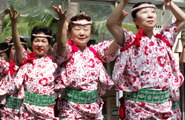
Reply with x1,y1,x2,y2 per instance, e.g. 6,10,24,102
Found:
32,32,50,57
69,19,92,50
133,4,157,31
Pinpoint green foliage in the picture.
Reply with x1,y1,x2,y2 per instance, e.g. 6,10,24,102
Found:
79,3,112,21
1,8,58,47
122,24,138,34
1,1,138,47
93,21,138,36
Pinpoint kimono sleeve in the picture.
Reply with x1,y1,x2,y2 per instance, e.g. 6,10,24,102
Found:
54,66,70,95
122,28,136,48
159,23,178,47
13,64,27,89
0,64,26,96
98,65,114,96
112,51,127,90
52,43,72,65
0,60,9,78
169,88,180,103
91,40,118,63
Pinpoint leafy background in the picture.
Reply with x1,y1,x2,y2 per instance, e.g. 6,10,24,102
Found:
0,0,138,48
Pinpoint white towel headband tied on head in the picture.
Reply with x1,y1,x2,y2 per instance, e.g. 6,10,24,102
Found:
130,4,156,15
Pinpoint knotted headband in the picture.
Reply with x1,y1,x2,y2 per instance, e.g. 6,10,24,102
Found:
32,34,53,38
130,4,156,15
8,42,27,46
71,21,92,25
0,47,9,53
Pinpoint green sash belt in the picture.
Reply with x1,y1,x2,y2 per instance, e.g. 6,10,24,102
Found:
172,102,179,110
24,90,55,107
125,88,169,104
5,97,22,109
61,88,99,104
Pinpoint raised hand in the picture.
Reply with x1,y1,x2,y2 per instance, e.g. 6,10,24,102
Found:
164,0,172,7
117,10,128,27
52,5,67,22
8,8,20,24
6,37,12,43
53,5,68,57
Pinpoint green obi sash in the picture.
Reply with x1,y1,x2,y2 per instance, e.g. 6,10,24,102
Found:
24,90,55,107
125,88,169,104
5,97,22,109
61,88,99,104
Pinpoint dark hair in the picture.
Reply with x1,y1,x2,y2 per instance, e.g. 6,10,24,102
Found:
131,2,153,18
8,38,27,58
131,2,153,29
31,26,53,44
0,42,9,57
68,13,93,34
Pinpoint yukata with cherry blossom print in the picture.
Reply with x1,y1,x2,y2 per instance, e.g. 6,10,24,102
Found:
112,23,184,120
52,40,117,120
0,52,58,120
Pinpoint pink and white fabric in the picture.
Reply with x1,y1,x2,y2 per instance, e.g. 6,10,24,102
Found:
0,60,22,119
0,48,30,119
0,60,18,105
112,23,184,119
172,107,181,120
0,54,58,120
52,40,117,119
14,48,29,66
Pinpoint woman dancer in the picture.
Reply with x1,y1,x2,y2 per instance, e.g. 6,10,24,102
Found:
0,8,58,119
106,0,185,119
52,5,123,119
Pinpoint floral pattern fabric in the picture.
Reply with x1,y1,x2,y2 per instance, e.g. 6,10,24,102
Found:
0,54,58,120
52,40,117,119
112,23,184,119
0,60,22,119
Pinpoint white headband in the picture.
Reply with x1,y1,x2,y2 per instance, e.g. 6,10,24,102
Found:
8,42,27,46
130,4,156,15
32,34,53,38
0,48,9,53
71,21,92,25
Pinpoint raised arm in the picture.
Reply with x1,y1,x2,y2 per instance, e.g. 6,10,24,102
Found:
106,10,128,56
52,5,68,57
106,0,130,46
164,0,185,33
8,8,23,64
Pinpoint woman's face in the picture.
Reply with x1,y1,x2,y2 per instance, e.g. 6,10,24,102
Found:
133,4,157,30
32,32,50,58
0,52,9,62
70,19,92,49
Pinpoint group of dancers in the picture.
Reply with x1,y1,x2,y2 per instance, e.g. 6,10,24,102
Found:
0,0,185,119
